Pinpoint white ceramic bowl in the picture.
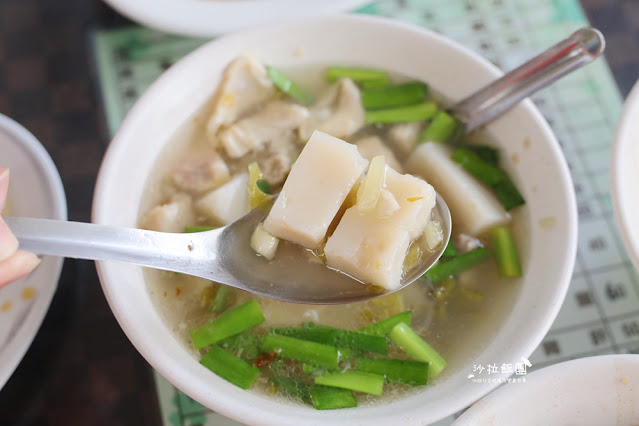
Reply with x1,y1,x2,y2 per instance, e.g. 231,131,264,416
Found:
612,79,639,273
93,15,577,425
102,0,369,37
454,354,639,425
0,114,67,389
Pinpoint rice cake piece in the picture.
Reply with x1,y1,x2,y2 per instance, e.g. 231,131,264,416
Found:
263,130,368,249
324,167,436,290
195,173,249,225
406,141,509,236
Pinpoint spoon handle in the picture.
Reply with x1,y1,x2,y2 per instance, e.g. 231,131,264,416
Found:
5,216,222,275
453,27,605,132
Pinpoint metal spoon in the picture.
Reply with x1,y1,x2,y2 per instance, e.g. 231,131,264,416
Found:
5,27,604,304
5,194,451,304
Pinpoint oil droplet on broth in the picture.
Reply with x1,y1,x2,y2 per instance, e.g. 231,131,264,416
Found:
21,287,36,300
1,301,12,312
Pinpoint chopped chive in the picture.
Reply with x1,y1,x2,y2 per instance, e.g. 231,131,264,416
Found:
365,101,438,124
465,145,500,166
210,284,233,314
184,225,217,233
266,66,312,104
451,148,505,186
200,346,260,389
309,385,357,410
424,247,491,283
269,374,311,402
361,82,428,110
325,66,388,87
389,322,447,379
491,226,522,277
420,110,462,143
270,323,336,345
190,299,265,349
356,356,429,386
218,331,261,363
272,323,387,355
493,176,526,210
260,334,339,369
256,179,271,194
441,240,459,258
359,311,413,337
315,370,384,396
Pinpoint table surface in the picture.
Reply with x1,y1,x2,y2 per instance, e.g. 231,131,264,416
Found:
0,0,638,425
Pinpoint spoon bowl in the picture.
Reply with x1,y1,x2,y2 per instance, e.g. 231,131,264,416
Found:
6,193,451,304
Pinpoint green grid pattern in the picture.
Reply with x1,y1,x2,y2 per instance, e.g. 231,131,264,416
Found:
91,0,632,424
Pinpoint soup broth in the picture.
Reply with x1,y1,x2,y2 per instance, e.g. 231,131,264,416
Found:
139,60,527,406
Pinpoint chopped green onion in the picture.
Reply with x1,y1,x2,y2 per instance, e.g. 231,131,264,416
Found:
200,346,260,389
218,331,261,363
260,334,339,369
359,311,412,337
361,82,428,110
256,179,271,194
389,322,447,379
365,101,438,124
184,225,217,233
269,374,311,402
190,299,265,349
493,176,526,210
325,66,388,87
210,284,233,314
451,148,505,186
315,370,384,396
309,385,357,410
420,110,462,143
356,356,429,386
491,226,522,277
465,145,500,166
266,66,312,104
424,247,491,283
272,323,387,355
441,240,459,258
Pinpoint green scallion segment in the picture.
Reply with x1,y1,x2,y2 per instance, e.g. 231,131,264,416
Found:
266,66,312,104
190,299,265,349
361,82,428,110
272,323,387,355
424,247,491,283
309,385,357,410
420,110,462,143
260,334,339,369
256,179,271,194
491,226,522,277
325,66,388,87
493,176,526,210
389,322,447,379
451,148,505,186
356,356,429,386
269,374,311,402
184,225,217,233
359,311,412,337
200,346,260,389
450,146,525,210
465,145,500,166
210,284,233,314
315,370,384,396
441,240,459,258
218,331,261,363
365,101,438,124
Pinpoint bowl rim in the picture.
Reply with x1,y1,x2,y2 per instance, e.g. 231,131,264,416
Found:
611,78,639,273
102,0,370,37
93,13,577,425
0,113,67,390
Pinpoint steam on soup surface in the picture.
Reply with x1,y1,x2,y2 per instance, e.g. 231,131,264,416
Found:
139,57,527,409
